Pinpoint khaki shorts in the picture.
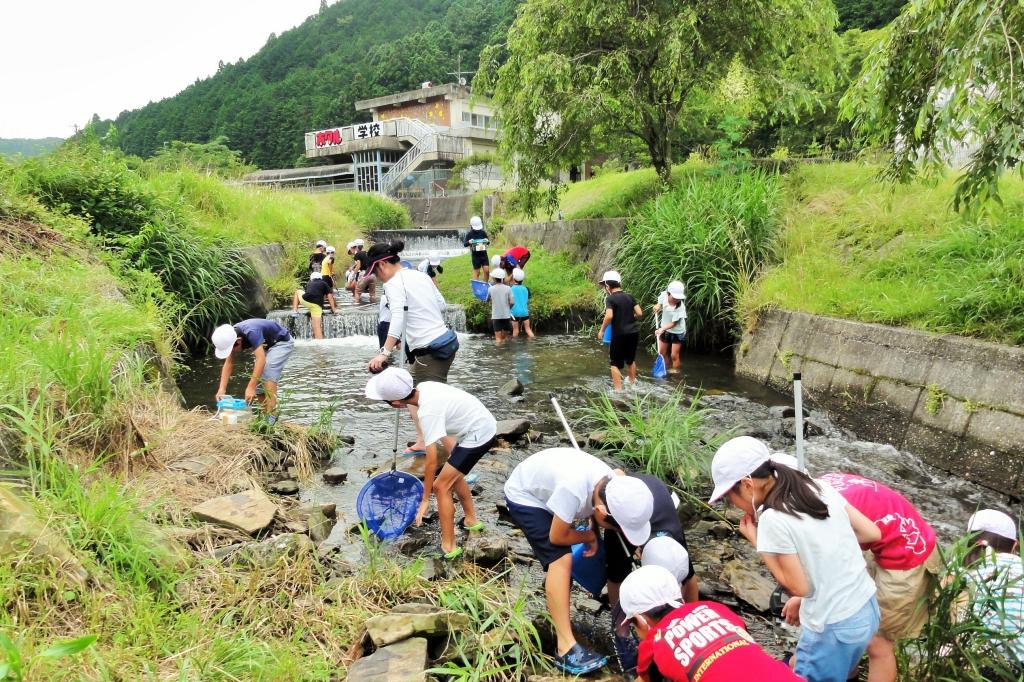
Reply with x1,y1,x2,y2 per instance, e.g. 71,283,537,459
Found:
410,351,455,384
866,546,941,641
298,295,323,318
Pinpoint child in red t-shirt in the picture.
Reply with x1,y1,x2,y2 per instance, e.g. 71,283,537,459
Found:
815,472,939,682
620,565,802,682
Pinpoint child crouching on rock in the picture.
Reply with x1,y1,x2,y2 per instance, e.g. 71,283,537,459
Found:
620,564,803,681
710,436,882,682
503,448,655,675
366,367,496,560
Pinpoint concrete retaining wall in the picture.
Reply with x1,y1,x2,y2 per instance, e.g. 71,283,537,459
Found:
239,244,287,316
399,196,473,229
737,309,1024,497
503,218,627,279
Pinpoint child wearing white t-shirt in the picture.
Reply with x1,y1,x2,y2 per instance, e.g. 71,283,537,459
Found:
709,437,882,682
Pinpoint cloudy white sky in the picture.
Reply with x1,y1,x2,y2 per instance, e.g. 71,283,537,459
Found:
0,1,322,139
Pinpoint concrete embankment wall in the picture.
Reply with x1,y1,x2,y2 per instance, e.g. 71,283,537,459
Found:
398,196,472,228
239,243,287,315
503,218,627,279
737,309,1024,497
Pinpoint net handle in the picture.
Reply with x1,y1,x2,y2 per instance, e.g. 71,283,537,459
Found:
391,304,409,472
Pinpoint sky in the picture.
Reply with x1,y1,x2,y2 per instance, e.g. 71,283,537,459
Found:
0,1,322,139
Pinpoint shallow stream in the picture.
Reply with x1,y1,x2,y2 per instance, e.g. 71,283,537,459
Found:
177,329,1016,666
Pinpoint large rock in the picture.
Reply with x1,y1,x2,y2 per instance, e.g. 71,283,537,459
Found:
464,534,509,567
0,484,88,584
305,508,335,543
323,467,348,484
723,560,776,612
499,378,525,397
365,603,471,647
268,479,299,495
347,637,427,682
495,419,531,441
236,533,314,569
192,489,278,535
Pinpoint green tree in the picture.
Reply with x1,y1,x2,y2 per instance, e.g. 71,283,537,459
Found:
842,0,1024,209
478,0,839,216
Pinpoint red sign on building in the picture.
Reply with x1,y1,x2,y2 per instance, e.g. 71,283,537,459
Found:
314,129,343,147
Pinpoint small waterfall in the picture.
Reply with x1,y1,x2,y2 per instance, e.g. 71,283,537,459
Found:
368,229,466,262
269,304,467,340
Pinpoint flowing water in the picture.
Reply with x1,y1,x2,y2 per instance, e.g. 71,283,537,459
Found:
177,332,1012,551
368,228,467,262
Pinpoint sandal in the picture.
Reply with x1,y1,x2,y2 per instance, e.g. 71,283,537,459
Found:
402,448,426,457
440,546,463,561
458,518,485,532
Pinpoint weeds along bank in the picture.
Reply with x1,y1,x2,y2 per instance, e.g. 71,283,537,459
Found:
0,147,488,679
517,161,1024,349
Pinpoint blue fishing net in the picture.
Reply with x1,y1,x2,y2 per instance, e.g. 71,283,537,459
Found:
653,353,667,379
356,470,424,541
471,279,490,302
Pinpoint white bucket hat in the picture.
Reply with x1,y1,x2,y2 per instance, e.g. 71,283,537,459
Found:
309,271,323,280
211,324,238,360
708,436,771,503
353,238,365,247
641,536,691,583
605,476,653,546
599,270,622,285
315,240,327,248
667,281,686,300
491,268,507,280
490,254,501,269
428,250,441,266
619,565,683,627
968,509,1018,541
365,367,415,401
470,216,484,230
326,245,336,254
512,267,525,282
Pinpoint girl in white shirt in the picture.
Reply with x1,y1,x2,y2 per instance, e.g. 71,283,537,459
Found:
709,436,883,682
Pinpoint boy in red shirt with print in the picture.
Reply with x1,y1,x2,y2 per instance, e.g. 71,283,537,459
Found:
620,565,801,681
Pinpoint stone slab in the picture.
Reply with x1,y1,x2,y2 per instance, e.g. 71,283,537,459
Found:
347,636,427,682
192,490,278,535
365,605,470,647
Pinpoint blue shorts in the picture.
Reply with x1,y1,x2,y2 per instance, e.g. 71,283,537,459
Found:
505,498,572,570
259,340,294,386
447,437,496,475
795,596,880,682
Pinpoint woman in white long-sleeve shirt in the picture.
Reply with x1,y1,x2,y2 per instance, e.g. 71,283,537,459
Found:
365,240,460,451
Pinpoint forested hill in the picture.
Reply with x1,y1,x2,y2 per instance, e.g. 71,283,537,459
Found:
110,0,517,169
0,138,64,158
106,0,901,170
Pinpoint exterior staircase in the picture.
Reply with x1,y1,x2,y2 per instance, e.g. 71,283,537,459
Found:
379,118,465,196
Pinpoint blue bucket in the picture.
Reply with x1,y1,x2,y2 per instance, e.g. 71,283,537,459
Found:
571,535,607,597
471,279,490,302
355,470,425,541
602,326,612,344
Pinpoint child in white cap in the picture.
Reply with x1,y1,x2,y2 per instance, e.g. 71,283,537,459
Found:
619,564,802,681
417,251,443,285
503,449,654,675
710,436,882,682
211,319,294,424
463,216,491,281
365,367,496,559
963,509,1024,667
487,268,514,344
510,267,535,339
652,280,687,372
598,270,643,391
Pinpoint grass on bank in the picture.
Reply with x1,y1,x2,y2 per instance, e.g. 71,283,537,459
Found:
437,247,601,331
742,163,1024,345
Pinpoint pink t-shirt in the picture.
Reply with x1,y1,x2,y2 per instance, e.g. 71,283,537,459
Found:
817,473,936,570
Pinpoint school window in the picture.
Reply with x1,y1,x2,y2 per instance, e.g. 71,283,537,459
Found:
462,112,471,123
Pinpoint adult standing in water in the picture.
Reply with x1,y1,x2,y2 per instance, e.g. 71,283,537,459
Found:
211,318,294,425
464,215,491,281
365,240,459,452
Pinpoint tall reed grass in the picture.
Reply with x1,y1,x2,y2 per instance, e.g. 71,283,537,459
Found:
616,171,781,348
583,390,721,494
